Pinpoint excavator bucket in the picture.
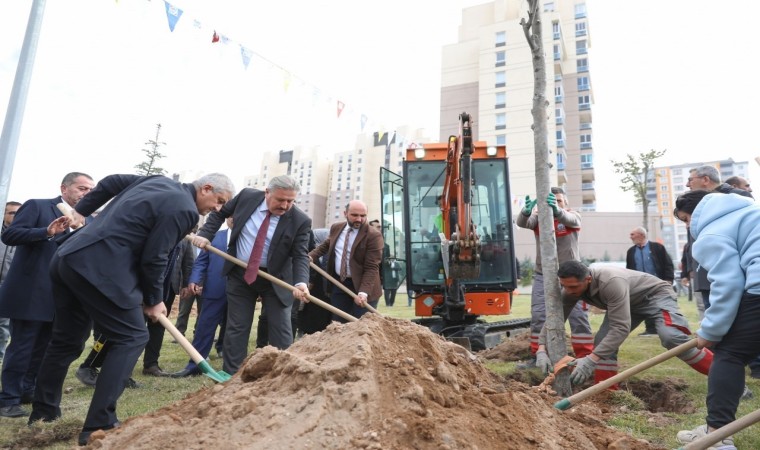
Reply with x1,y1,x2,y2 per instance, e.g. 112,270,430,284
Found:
449,260,480,279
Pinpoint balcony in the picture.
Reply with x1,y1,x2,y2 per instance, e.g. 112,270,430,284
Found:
580,142,592,150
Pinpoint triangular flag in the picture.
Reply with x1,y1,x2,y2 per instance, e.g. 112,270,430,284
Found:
240,46,252,69
337,101,345,118
211,31,220,43
163,1,183,32
360,114,368,131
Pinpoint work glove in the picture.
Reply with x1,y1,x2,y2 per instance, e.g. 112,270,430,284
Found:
547,192,561,217
535,350,553,375
568,356,597,385
522,195,537,216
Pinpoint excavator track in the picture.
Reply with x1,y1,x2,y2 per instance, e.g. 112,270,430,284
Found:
412,317,531,352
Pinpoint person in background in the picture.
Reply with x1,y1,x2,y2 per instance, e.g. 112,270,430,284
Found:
673,190,760,449
309,201,383,322
536,261,712,387
0,172,94,419
370,219,398,308
725,175,751,193
0,201,22,365
172,218,233,378
515,187,593,368
297,228,332,335
175,224,202,338
192,175,311,375
625,226,674,336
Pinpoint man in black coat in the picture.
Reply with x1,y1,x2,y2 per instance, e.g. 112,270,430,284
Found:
27,173,234,446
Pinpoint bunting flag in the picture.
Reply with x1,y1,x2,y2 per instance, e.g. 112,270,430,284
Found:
336,101,345,118
240,45,252,69
211,31,220,43
360,114,368,131
163,1,183,32
374,132,388,147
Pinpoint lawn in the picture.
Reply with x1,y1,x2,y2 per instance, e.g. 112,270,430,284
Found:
0,292,758,449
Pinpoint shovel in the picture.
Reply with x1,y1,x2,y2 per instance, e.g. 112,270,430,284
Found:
156,315,231,383
309,262,380,315
554,339,698,410
677,407,760,450
185,235,357,323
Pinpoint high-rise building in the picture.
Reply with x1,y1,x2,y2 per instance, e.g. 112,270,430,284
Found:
440,0,596,210
647,158,749,263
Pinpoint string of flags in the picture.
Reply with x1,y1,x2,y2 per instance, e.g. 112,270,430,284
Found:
157,0,385,133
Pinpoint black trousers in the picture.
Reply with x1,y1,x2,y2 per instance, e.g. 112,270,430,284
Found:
31,253,148,430
142,289,177,369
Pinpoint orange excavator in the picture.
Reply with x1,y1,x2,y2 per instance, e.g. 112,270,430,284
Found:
380,112,529,350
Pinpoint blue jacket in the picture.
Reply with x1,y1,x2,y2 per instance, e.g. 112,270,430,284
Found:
690,192,760,342
189,228,228,299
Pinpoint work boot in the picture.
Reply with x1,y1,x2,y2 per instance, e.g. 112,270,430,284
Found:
76,366,99,387
676,424,736,450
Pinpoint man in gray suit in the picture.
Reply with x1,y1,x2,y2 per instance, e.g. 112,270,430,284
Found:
193,175,311,375
27,173,234,446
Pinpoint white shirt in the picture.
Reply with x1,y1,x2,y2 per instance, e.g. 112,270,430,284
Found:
334,224,357,278
237,202,279,267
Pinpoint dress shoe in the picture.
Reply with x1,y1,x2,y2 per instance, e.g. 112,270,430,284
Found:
76,366,99,387
0,405,29,418
142,365,169,377
125,377,141,389
28,410,60,425
78,421,121,446
171,367,201,378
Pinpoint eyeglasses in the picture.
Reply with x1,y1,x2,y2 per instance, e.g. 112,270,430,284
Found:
687,176,705,182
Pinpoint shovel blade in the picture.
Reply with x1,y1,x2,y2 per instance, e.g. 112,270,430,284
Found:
197,360,232,383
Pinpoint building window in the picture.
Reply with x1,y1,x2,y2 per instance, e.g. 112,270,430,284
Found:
578,95,590,110
575,22,587,37
552,21,560,39
577,58,588,72
555,85,563,103
575,3,587,18
577,76,589,91
553,44,561,61
495,31,506,47
495,113,506,130
580,134,592,149
495,92,505,109
496,134,506,145
495,71,506,88
495,51,505,67
556,130,565,147
576,40,587,55
545,2,555,12
581,153,593,169
673,168,682,175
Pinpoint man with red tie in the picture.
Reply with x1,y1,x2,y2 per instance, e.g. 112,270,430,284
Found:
192,175,310,375
309,200,383,322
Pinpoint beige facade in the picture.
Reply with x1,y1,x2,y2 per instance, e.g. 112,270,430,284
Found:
440,0,596,212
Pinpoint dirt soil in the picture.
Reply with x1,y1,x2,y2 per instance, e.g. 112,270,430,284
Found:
84,314,665,449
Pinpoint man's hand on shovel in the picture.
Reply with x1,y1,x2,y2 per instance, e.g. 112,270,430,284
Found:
143,302,168,323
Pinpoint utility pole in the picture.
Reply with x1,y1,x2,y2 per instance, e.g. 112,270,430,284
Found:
0,0,46,206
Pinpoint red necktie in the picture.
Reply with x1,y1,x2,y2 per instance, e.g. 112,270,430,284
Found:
244,211,271,284
339,228,353,281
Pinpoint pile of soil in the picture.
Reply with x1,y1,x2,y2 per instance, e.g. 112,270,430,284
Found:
86,314,663,449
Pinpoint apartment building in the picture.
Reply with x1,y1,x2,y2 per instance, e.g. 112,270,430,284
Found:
440,0,596,211
245,126,430,228
646,158,749,263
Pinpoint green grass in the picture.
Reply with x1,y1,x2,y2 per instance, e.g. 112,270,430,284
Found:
1,295,758,449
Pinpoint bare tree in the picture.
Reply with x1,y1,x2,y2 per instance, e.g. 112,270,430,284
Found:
135,123,167,176
611,149,666,229
521,0,571,396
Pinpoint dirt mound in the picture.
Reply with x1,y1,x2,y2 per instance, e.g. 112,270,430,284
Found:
85,314,663,449
478,331,532,362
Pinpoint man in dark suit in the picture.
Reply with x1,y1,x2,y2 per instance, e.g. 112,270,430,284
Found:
27,173,234,445
172,218,233,377
192,175,311,375
309,200,383,322
0,172,94,419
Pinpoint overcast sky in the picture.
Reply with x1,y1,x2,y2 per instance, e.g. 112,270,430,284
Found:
1,0,758,210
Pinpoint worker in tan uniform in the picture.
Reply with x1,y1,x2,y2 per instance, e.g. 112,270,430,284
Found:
536,260,712,386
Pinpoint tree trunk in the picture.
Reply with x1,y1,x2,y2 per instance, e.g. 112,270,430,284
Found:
522,0,571,397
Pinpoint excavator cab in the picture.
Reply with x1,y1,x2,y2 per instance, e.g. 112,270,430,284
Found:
379,113,527,350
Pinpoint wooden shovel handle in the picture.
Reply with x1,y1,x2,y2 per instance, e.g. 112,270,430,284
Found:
185,235,357,323
309,262,380,314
